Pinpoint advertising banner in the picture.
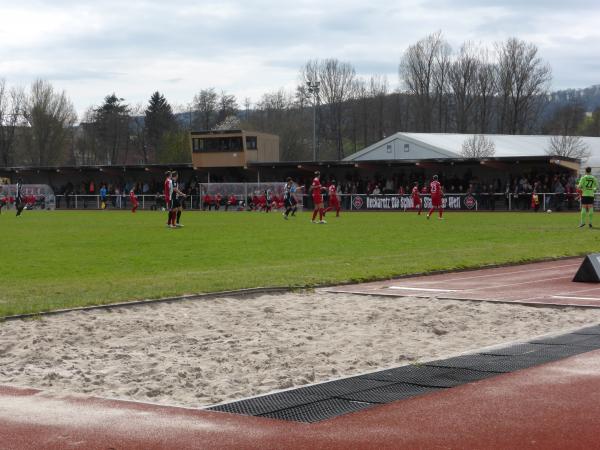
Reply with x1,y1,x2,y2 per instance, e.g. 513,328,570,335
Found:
350,194,478,211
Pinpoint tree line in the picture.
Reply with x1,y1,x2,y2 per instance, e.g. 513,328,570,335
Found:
1,32,599,168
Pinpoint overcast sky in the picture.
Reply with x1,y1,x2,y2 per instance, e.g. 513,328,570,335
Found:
1,0,599,117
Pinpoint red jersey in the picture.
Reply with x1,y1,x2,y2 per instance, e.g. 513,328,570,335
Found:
312,177,323,201
411,186,420,200
328,185,337,199
129,191,137,202
228,195,237,204
430,180,442,198
163,178,172,201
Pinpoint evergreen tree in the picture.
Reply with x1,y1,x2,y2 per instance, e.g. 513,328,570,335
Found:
145,91,177,157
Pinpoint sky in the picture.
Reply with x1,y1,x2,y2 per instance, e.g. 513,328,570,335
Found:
1,0,599,118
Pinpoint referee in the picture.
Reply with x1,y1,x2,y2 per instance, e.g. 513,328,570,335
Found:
578,167,598,228
15,178,25,217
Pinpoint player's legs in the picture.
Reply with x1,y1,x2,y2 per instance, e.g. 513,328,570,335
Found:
318,202,326,223
132,201,138,213
176,206,183,226
16,199,24,216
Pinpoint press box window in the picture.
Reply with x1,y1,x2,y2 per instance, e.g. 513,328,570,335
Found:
246,136,258,150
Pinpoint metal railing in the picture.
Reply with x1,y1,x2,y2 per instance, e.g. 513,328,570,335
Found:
38,192,586,212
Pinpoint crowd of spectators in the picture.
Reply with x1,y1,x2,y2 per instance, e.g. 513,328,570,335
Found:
47,168,580,211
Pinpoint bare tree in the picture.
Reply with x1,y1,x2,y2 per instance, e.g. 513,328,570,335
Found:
193,88,218,130
546,135,590,160
369,75,389,140
0,80,25,167
461,134,496,158
302,58,356,159
448,43,479,133
496,38,552,134
217,91,238,124
433,39,452,132
22,79,77,166
76,107,102,165
399,31,446,132
474,48,497,133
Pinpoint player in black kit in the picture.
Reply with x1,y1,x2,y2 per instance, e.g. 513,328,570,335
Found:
15,178,25,217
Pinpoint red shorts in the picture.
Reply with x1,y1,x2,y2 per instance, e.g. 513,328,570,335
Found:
165,200,171,209
412,197,421,206
330,198,339,207
313,194,323,205
431,196,442,208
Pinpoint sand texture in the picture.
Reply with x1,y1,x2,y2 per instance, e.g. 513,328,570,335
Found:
1,291,600,408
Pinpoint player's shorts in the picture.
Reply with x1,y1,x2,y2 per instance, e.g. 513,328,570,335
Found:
312,194,323,205
431,196,442,208
412,197,421,206
329,198,339,207
171,198,181,208
581,196,594,205
284,197,293,208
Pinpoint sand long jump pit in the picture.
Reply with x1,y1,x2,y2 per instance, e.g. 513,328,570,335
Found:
2,290,600,409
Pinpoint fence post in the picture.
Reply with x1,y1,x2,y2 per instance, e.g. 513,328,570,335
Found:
75,195,78,209
142,195,145,210
508,194,511,211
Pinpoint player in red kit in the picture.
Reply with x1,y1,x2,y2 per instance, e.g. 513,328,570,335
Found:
427,175,444,220
130,188,139,213
411,182,422,215
163,171,172,226
325,182,340,217
310,171,327,223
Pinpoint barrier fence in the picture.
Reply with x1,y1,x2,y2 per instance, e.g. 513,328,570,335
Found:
2,181,590,212
27,192,587,212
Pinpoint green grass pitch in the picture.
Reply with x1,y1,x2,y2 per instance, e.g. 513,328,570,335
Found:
1,210,599,317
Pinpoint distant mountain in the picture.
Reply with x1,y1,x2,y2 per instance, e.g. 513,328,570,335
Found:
547,84,600,112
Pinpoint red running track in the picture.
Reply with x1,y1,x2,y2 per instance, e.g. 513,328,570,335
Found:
328,257,600,307
2,350,600,449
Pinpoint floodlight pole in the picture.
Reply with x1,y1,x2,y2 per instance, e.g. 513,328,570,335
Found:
307,80,320,161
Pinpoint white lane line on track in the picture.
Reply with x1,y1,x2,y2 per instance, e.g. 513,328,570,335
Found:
551,296,600,301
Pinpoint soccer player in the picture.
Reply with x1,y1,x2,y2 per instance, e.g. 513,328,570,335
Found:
426,175,444,220
310,171,327,223
170,172,186,228
411,181,422,215
130,187,139,213
578,166,598,228
99,184,108,210
264,189,272,212
164,171,173,226
325,181,341,217
15,178,25,217
283,178,294,219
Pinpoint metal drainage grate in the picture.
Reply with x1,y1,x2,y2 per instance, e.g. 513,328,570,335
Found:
572,325,600,335
336,382,442,404
207,390,327,416
204,323,600,423
258,398,373,423
529,333,600,347
424,354,538,373
360,365,497,387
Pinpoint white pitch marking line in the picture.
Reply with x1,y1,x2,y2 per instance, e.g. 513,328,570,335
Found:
551,295,600,301
388,286,461,292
